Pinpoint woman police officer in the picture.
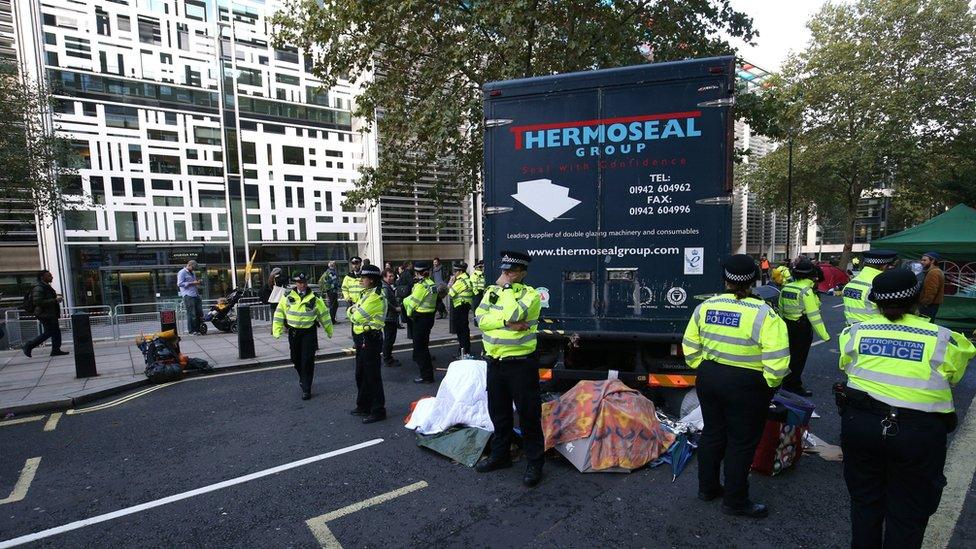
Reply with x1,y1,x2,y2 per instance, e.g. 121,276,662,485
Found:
682,254,791,518
838,268,974,548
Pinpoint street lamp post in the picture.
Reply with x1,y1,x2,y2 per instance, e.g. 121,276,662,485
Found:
786,134,794,261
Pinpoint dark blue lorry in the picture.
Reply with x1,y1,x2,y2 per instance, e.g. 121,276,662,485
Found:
482,56,735,391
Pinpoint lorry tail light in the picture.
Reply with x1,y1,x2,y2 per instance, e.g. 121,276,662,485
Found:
708,66,725,74
489,90,503,96
539,368,553,381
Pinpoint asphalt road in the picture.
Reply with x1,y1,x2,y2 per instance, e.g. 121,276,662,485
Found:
2,296,975,548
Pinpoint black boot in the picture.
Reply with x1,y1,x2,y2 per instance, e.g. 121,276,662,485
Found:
721,502,768,518
522,462,543,487
362,410,387,424
475,456,512,473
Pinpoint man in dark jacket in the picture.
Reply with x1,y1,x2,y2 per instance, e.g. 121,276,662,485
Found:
381,268,401,367
395,262,415,326
23,270,67,358
431,257,448,319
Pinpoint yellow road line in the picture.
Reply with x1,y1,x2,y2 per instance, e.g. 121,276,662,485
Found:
0,457,41,505
922,393,976,548
0,415,45,428
43,413,62,432
305,481,428,548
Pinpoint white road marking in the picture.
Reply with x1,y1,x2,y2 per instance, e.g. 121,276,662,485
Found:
922,395,976,548
0,416,45,428
0,458,41,505
0,439,384,548
832,303,844,308
43,413,62,432
811,340,827,347
306,481,428,548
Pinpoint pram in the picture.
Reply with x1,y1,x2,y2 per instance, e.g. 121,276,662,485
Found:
202,287,245,334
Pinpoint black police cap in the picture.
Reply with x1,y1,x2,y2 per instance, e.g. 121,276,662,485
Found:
499,250,531,271
349,256,362,263
863,249,897,266
869,268,921,303
722,254,759,284
360,264,382,279
793,257,816,275
452,261,467,271
292,272,309,282
413,260,431,272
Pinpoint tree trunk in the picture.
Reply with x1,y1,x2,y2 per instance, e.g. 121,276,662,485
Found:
838,208,857,271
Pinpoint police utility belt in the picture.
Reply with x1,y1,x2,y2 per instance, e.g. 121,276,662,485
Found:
484,353,533,363
833,383,957,433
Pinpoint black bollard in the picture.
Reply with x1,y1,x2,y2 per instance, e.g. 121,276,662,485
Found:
237,305,255,359
71,313,97,378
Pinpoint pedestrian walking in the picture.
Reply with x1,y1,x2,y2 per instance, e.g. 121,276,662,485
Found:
843,249,898,325
381,268,401,367
348,265,388,423
448,261,474,358
272,273,333,400
403,261,438,384
431,257,448,319
317,261,342,324
681,254,791,518
759,255,771,285
778,258,830,396
474,251,544,487
177,260,204,335
918,251,945,321
21,270,68,358
837,268,975,548
471,259,486,310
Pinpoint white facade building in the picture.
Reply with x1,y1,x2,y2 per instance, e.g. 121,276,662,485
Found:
13,0,384,307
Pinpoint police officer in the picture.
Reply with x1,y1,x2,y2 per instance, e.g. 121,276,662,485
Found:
838,268,975,548
403,260,438,384
843,249,898,325
272,273,333,400
682,254,791,518
342,256,365,309
471,259,486,309
448,261,474,358
778,258,830,396
474,251,545,488
348,264,388,424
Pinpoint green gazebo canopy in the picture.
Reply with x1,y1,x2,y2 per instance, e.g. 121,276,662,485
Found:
873,204,976,261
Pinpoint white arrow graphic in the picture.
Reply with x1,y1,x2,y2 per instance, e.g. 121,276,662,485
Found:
511,179,581,222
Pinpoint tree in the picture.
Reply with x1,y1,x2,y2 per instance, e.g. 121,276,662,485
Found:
0,63,78,235
273,0,757,209
744,0,976,269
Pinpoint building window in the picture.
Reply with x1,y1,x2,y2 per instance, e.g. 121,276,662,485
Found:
147,129,179,142
115,211,139,240
128,144,142,164
64,36,92,59
275,47,299,64
186,149,198,160
118,15,131,32
185,0,207,21
238,68,262,86
188,165,223,177
192,213,212,231
96,8,111,36
164,111,177,125
149,154,181,174
105,105,139,129
198,190,225,208
193,127,222,145
132,178,145,197
282,146,304,165
111,177,125,195
68,140,91,169
64,211,98,231
241,142,256,164
177,23,189,50
44,32,56,45
276,73,300,86
138,18,161,46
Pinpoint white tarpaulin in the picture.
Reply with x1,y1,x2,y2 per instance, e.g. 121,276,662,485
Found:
405,359,494,435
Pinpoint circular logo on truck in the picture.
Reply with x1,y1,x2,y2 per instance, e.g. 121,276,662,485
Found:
536,287,550,309
666,287,687,306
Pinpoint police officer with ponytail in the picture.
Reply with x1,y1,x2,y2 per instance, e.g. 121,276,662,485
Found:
779,257,830,396
348,264,388,424
838,268,975,548
474,251,545,488
682,254,791,518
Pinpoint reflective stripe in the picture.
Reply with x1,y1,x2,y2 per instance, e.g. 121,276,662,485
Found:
855,324,940,338
846,364,951,390
930,326,951,375
482,333,537,346
764,365,791,377
846,306,877,315
751,304,770,344
706,298,765,310
682,337,702,351
699,330,754,346
692,304,703,326
842,324,860,371
288,310,318,318
846,280,872,288
685,351,702,362
762,347,791,360
846,379,953,413
702,346,762,363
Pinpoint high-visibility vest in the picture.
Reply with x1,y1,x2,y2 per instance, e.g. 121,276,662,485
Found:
779,278,830,341
403,278,438,316
272,290,333,337
682,293,791,388
475,283,541,359
349,287,387,335
471,269,486,294
448,273,474,307
843,266,882,324
839,315,975,413
771,266,792,286
341,273,364,302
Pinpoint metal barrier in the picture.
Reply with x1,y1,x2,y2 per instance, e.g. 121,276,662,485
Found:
1,298,282,348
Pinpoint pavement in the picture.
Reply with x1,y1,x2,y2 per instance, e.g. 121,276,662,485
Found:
2,295,976,547
0,311,476,416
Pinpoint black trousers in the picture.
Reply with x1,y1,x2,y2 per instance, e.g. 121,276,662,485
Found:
487,356,545,466
784,317,813,391
326,290,339,323
288,327,318,393
841,406,948,549
412,313,435,380
354,330,386,415
696,360,772,508
919,304,940,321
382,320,398,361
436,295,447,316
451,302,471,354
26,316,62,353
